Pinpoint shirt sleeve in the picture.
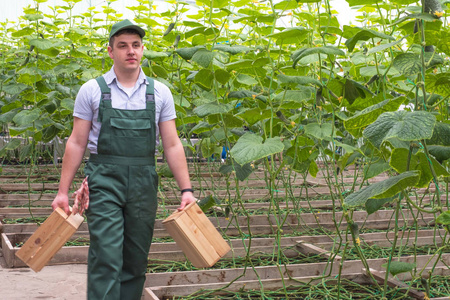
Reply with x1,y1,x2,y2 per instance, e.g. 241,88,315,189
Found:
73,79,98,121
155,80,177,123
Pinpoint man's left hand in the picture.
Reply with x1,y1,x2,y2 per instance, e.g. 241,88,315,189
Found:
177,192,196,211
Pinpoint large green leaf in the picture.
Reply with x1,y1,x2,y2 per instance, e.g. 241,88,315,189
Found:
0,109,19,124
277,74,322,87
364,161,391,180
214,44,251,54
176,46,204,60
24,13,43,21
236,108,272,125
344,171,420,208
0,139,22,156
367,38,404,54
29,38,54,50
392,13,440,26
219,161,253,181
344,26,395,52
228,90,267,102
304,123,333,140
425,29,450,56
363,111,437,149
230,133,284,165
193,102,234,118
268,27,309,45
144,50,169,59
426,122,450,146
436,211,450,225
215,69,231,85
207,113,243,127
185,26,207,39
197,0,230,8
426,73,450,97
382,261,416,276
365,196,396,215
12,27,34,37
428,145,450,163
194,69,214,89
17,73,42,85
2,83,29,95
191,49,215,68
12,109,41,126
390,148,450,188
274,89,313,102
393,53,444,76
344,97,405,137
190,121,214,135
292,46,345,68
60,98,74,111
273,0,298,10
200,137,222,158
236,74,258,85
346,0,380,6
226,59,254,70
197,195,220,212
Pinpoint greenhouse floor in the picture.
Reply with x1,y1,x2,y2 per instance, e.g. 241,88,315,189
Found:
0,253,87,300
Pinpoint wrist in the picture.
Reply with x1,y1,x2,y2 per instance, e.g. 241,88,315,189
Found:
180,188,194,195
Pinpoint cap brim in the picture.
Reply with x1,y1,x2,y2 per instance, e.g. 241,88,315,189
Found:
110,24,146,39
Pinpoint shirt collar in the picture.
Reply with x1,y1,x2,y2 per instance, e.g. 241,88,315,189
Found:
104,66,148,86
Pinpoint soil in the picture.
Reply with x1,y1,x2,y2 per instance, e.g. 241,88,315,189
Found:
0,252,87,300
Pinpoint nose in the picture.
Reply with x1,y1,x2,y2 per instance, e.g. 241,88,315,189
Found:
127,45,135,55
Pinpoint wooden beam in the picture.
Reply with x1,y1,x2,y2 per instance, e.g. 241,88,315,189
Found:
144,266,450,299
145,273,372,300
296,240,342,261
144,253,450,288
364,268,425,300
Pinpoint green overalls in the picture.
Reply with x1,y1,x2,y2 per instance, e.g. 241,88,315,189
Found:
84,76,158,300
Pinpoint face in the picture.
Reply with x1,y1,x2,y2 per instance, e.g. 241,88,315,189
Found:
107,33,144,74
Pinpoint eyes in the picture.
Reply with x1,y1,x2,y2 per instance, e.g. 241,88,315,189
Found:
117,43,141,49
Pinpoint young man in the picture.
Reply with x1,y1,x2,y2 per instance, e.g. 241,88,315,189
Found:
51,19,196,299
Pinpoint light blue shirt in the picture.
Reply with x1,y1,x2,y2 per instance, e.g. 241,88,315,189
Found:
73,66,176,154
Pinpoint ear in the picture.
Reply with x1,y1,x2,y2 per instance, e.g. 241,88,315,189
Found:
107,45,114,59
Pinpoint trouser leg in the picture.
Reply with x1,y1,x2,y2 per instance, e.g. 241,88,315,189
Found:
120,165,158,300
85,164,127,300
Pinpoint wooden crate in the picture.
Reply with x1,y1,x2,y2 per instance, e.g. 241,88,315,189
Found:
162,202,230,268
15,207,84,272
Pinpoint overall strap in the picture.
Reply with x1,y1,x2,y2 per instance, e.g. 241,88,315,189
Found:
95,76,111,123
145,76,155,102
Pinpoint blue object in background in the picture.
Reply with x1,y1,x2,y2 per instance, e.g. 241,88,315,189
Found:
222,147,229,159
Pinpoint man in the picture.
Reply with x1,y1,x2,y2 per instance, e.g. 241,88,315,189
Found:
51,19,196,299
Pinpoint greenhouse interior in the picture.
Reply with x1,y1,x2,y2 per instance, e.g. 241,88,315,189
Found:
1,0,450,299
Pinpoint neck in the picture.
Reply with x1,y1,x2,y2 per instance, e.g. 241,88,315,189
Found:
114,66,140,88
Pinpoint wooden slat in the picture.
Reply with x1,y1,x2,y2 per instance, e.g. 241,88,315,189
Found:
296,240,342,260
144,253,450,288
364,268,425,299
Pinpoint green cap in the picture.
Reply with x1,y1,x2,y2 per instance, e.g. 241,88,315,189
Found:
109,19,145,39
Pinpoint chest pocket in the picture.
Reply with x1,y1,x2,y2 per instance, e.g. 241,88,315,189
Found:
110,117,151,137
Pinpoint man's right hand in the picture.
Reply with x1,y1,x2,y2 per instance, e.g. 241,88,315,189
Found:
51,193,70,215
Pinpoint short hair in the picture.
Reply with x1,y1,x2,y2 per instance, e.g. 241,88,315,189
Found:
109,29,143,47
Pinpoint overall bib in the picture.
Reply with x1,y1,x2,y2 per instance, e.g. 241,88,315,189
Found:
84,76,158,300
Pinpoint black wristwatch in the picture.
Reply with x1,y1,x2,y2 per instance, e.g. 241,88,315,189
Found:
180,188,194,195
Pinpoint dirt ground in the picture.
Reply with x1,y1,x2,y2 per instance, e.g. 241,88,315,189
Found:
0,251,87,300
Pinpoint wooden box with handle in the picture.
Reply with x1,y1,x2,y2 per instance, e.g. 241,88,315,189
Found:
162,201,230,268
15,208,84,272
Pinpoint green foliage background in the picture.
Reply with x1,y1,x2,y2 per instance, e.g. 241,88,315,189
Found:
1,0,450,296
1,0,450,206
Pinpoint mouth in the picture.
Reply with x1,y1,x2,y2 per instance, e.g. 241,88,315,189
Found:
126,58,137,63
